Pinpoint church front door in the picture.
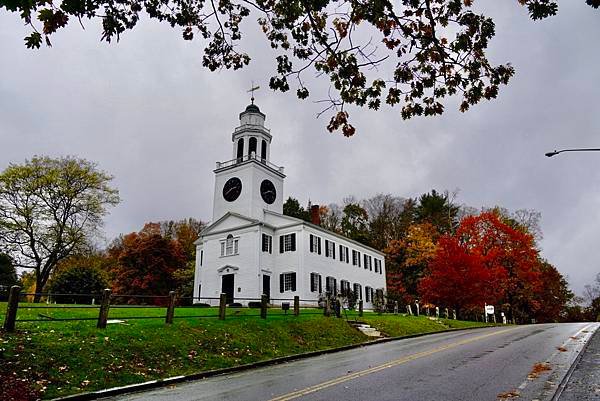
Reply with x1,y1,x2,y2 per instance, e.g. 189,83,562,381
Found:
221,274,235,304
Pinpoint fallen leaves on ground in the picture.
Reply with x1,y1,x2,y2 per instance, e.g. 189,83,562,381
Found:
528,362,551,380
497,390,520,399
557,346,567,352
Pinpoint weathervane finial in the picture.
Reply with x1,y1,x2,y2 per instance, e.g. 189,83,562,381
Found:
248,81,260,104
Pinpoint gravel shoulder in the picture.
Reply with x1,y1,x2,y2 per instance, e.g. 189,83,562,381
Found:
558,326,600,401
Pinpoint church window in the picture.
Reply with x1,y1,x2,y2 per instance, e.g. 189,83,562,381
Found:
221,234,239,257
310,234,321,254
365,286,372,302
339,245,348,262
364,255,372,271
374,258,382,273
261,140,267,162
340,280,350,296
280,233,296,253
325,240,335,258
310,273,322,293
249,137,257,157
326,276,337,296
353,283,362,300
236,138,244,160
280,272,296,292
262,234,272,253
352,250,361,267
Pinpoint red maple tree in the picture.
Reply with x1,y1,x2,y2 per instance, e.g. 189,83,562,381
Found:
419,212,542,321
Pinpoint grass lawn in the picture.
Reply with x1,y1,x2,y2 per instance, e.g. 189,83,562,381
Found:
0,303,492,400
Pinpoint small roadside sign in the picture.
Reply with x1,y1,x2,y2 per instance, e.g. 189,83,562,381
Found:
485,305,495,314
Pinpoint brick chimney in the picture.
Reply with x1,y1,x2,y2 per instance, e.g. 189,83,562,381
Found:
310,205,321,226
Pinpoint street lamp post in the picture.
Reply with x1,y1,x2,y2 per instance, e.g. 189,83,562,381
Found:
545,148,600,157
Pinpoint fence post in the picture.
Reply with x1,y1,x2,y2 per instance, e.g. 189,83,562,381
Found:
260,294,268,319
97,288,112,329
165,291,176,324
394,301,398,315
293,296,299,316
324,298,331,317
358,300,363,317
334,299,341,318
3,286,21,332
219,293,227,320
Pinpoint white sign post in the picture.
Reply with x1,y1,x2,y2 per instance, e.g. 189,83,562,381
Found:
484,304,494,323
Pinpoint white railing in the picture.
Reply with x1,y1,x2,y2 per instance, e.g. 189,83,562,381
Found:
215,153,284,173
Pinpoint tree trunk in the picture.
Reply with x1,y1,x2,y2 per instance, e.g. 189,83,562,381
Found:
33,271,45,303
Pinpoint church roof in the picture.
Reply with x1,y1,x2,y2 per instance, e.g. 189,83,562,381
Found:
245,103,261,113
263,210,385,256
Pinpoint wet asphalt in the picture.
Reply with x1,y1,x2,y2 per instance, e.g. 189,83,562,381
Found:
104,322,599,401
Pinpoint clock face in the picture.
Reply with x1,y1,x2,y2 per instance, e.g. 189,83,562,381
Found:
223,177,242,202
260,179,277,204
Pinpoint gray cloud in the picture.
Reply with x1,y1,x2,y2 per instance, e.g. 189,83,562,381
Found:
0,2,598,295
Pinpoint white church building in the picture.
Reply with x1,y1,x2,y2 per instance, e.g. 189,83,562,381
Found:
193,102,386,308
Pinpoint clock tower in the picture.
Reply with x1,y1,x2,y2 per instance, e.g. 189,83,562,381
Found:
212,103,285,221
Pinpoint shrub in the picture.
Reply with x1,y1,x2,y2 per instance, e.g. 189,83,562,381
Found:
47,265,109,304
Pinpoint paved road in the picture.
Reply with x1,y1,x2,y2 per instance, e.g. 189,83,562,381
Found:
105,323,599,401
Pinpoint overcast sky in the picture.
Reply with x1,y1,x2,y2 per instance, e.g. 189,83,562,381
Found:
1,2,598,296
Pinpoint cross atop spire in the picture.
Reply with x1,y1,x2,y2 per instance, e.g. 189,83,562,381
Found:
247,81,260,104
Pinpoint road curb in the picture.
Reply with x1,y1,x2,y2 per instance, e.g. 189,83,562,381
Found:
52,324,499,401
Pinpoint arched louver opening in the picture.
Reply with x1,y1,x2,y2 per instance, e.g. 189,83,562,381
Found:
248,137,257,157
261,139,267,163
236,138,244,161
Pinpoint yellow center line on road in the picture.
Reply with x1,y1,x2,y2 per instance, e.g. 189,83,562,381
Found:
268,327,518,401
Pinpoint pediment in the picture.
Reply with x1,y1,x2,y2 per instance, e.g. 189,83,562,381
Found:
217,265,239,273
197,212,260,241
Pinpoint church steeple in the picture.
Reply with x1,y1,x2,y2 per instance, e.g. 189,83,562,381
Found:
232,103,272,163
213,103,285,221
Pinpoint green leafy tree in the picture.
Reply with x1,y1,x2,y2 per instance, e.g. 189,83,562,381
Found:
0,253,18,301
416,189,459,234
3,0,597,135
341,203,371,245
47,263,110,304
0,156,120,302
283,197,310,221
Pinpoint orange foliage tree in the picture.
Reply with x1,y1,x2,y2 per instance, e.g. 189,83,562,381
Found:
108,223,187,304
385,223,438,304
